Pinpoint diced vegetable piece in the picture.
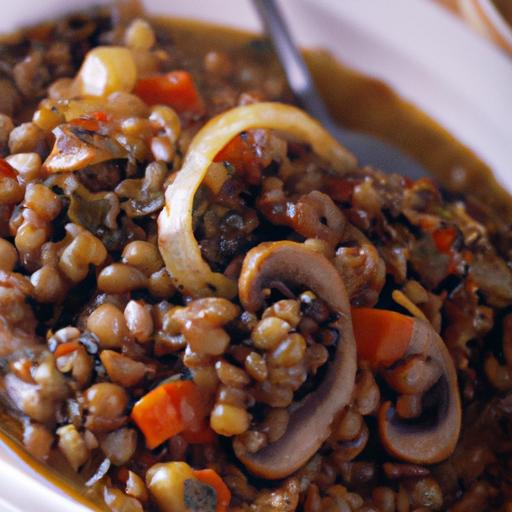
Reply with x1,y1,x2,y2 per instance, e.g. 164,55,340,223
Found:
131,385,183,449
76,46,137,97
131,380,205,449
432,226,457,254
0,158,17,179
170,379,206,428
193,469,231,512
182,420,216,444
325,177,354,203
69,111,109,132
134,71,204,114
351,308,413,368
54,340,80,358
213,132,263,185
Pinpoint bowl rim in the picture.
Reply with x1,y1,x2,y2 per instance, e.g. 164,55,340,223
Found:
0,1,512,511
459,0,512,52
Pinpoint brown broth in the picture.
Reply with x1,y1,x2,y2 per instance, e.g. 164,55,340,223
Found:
0,13,511,511
0,411,106,510
159,17,512,230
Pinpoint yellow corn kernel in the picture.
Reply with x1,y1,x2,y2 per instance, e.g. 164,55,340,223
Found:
76,46,137,97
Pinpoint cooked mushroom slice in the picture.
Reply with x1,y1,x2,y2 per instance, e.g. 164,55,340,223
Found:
378,318,462,464
235,241,357,479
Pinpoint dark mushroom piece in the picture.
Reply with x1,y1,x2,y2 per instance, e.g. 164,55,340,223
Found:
235,241,357,479
378,318,462,464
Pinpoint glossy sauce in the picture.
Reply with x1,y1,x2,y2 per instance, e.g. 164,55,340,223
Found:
0,14,510,511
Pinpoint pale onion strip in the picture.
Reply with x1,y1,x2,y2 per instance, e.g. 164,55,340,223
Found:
391,290,428,321
158,102,356,298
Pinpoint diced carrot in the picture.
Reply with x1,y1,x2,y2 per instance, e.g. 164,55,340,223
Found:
433,227,457,254
325,177,354,203
69,111,109,131
69,117,101,132
54,340,80,358
131,385,184,449
351,308,413,368
134,71,204,114
214,134,246,164
182,421,216,444
193,469,231,512
214,132,262,185
0,159,17,179
131,380,206,449
166,380,206,423
90,111,109,122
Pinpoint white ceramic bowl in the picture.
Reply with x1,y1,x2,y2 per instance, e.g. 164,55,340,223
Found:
0,1,511,511
458,0,512,53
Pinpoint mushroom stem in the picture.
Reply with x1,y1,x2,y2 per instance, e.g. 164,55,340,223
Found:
378,318,462,464
235,241,357,479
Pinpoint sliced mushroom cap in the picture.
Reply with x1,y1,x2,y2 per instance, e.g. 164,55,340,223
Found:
235,241,357,479
378,318,462,464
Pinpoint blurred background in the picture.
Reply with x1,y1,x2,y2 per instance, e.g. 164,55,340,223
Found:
435,0,512,55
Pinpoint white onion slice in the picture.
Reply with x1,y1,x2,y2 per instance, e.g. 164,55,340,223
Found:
158,102,356,298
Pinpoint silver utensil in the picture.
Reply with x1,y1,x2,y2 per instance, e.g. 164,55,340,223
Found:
253,0,428,178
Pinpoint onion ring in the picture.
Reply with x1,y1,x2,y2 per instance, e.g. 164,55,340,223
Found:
158,102,356,298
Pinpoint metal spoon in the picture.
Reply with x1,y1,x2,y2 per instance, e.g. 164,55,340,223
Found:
253,0,428,178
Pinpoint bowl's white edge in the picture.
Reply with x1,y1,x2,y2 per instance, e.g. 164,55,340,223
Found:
0,0,511,510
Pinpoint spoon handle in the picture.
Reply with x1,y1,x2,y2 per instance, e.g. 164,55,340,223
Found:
252,0,333,126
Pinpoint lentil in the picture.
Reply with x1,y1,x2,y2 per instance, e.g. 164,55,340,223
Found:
87,304,128,349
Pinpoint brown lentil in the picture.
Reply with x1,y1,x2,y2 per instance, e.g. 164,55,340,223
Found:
0,238,18,271
124,300,154,343
210,404,250,436
244,351,268,382
251,316,291,350
268,333,307,367
98,263,148,294
122,240,163,275
87,304,128,349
